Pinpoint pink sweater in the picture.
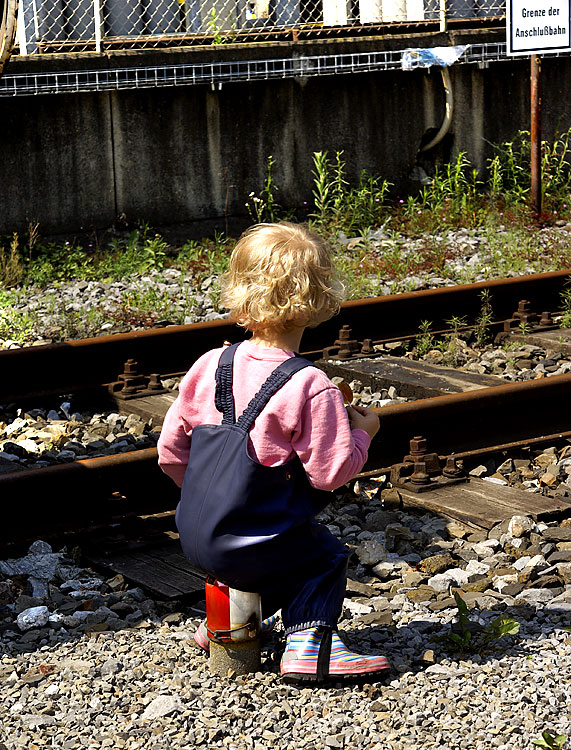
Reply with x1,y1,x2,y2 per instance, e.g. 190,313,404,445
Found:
157,340,370,491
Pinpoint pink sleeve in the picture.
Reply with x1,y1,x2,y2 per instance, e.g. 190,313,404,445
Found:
292,387,371,491
157,393,192,487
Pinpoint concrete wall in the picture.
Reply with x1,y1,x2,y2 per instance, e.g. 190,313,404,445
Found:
1,49,570,234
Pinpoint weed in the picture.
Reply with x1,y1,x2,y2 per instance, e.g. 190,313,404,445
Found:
441,591,520,655
474,289,493,347
263,155,280,222
415,320,435,357
533,731,568,749
0,290,36,343
26,220,40,260
120,288,176,326
309,151,390,235
0,232,24,288
518,321,532,346
207,8,235,43
438,315,467,367
559,287,571,328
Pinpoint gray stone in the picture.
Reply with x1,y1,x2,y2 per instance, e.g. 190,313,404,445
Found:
507,515,534,538
141,695,184,720
541,527,571,542
355,539,387,566
16,606,49,631
515,588,557,605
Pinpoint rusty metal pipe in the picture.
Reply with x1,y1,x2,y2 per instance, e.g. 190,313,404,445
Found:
531,54,542,217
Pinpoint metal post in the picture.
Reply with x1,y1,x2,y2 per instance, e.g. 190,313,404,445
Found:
94,0,102,52
530,54,542,217
439,0,446,30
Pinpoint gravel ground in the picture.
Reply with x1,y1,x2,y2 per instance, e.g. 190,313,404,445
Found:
1,224,570,350
2,226,571,747
1,487,571,750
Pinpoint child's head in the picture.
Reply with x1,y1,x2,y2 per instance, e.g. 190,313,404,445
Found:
222,222,344,334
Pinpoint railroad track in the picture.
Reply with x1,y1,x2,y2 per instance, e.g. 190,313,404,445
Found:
2,268,569,403
2,269,571,559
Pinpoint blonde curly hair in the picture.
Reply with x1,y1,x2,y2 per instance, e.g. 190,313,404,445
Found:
221,222,344,333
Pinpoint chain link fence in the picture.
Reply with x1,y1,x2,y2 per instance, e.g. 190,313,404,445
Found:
16,0,505,54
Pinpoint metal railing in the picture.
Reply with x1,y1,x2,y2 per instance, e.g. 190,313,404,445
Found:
5,41,546,96
15,0,505,54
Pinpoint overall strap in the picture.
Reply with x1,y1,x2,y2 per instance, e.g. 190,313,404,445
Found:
236,355,314,433
214,342,240,424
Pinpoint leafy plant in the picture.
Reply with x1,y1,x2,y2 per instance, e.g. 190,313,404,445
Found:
474,288,493,348
245,154,281,224
518,321,531,346
533,731,568,749
415,320,435,357
438,315,467,367
559,287,571,329
0,232,24,288
442,592,520,655
207,8,235,43
309,150,389,234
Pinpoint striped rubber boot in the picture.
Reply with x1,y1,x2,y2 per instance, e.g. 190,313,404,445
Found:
280,627,390,683
193,614,277,652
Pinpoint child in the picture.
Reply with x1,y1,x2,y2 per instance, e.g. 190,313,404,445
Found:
157,222,390,683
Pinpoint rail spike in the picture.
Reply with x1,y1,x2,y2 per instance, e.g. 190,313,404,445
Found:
390,436,466,494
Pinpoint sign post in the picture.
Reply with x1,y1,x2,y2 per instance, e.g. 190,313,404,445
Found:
530,55,542,216
506,0,571,217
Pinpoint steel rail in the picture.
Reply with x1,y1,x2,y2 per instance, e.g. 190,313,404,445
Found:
2,371,570,547
366,371,571,470
2,269,570,404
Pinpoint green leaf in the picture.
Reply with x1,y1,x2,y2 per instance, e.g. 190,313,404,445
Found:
453,591,469,615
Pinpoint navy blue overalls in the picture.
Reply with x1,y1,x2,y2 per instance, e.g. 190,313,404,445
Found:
175,342,350,635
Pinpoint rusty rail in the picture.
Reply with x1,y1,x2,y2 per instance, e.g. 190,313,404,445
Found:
2,371,570,547
367,371,571,471
2,269,570,403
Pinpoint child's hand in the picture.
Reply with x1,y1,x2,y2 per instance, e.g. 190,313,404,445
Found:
347,404,380,440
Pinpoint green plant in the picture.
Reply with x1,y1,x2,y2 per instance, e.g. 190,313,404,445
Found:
442,592,520,655
311,151,335,226
559,287,571,328
142,233,168,271
542,128,571,209
438,315,467,367
0,291,36,344
262,154,280,222
533,731,568,749
415,319,435,357
245,192,266,224
309,151,389,235
119,287,176,327
207,8,235,43
485,133,530,206
474,289,493,348
0,232,24,288
518,321,531,346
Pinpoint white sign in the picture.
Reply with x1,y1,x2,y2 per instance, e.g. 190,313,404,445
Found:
507,0,571,55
